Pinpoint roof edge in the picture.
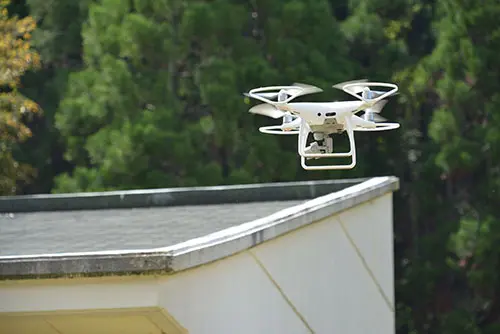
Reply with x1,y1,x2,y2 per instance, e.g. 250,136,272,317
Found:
0,178,369,213
168,176,399,272
0,176,399,280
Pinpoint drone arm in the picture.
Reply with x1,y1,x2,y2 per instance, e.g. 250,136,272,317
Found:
351,114,376,129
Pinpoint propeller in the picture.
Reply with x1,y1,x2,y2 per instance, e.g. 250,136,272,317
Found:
246,82,322,119
290,82,323,97
249,103,285,119
361,112,388,122
249,106,301,132
333,80,398,100
243,92,280,99
361,87,398,100
244,82,323,102
365,99,388,113
359,99,389,122
332,79,368,94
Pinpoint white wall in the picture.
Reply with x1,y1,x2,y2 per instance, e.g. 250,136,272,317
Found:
0,193,395,334
159,192,394,334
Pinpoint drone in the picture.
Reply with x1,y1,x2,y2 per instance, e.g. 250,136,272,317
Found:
244,79,400,170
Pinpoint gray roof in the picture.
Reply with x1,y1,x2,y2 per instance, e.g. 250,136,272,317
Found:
0,177,399,280
0,200,304,257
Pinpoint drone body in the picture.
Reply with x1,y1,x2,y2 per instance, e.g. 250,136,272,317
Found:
244,80,400,170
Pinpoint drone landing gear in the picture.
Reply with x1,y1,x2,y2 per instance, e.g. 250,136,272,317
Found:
298,119,356,170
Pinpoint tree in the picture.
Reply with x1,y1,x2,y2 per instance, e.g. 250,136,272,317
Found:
392,0,500,332
52,0,361,193
0,0,40,195
6,0,94,194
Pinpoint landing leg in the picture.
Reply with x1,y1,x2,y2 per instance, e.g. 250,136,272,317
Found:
325,137,333,153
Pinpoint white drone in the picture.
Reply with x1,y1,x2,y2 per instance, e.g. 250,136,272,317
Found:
244,79,400,170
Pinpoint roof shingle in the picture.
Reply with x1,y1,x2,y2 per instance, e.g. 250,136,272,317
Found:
0,200,304,257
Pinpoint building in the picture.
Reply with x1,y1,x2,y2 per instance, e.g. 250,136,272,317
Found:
0,176,399,334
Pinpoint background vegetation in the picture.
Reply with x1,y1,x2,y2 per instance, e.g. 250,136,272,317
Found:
2,0,500,332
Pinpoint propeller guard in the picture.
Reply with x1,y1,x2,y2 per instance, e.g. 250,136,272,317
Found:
341,82,398,104
353,122,400,132
259,125,300,135
248,84,322,105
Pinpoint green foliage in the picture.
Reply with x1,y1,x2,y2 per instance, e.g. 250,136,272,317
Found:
392,0,500,332
48,0,364,191
0,0,41,195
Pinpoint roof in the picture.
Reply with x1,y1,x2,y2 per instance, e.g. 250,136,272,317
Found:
0,201,305,257
0,177,399,280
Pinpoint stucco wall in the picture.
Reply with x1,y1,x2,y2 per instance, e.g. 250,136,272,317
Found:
0,193,394,334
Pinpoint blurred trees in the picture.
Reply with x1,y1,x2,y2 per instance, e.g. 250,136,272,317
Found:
0,0,40,195
50,0,362,192
399,1,500,332
14,0,93,193
4,0,500,332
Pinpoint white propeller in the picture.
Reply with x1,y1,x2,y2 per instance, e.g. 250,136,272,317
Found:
362,112,388,122
359,99,389,122
333,79,399,100
290,82,323,97
332,79,368,94
248,103,285,119
243,92,280,99
365,99,388,113
245,82,323,104
246,82,322,119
